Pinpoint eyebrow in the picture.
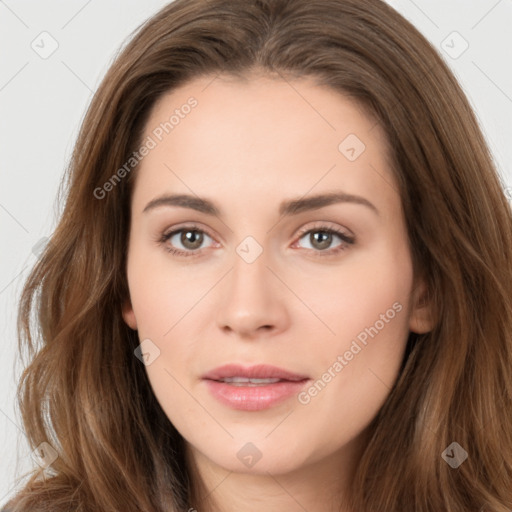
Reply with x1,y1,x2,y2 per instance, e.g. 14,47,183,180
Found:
142,191,379,217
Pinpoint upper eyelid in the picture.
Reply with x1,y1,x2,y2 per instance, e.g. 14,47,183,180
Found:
295,221,353,237
163,223,216,241
163,221,351,238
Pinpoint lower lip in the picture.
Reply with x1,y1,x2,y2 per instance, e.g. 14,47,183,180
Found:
204,379,310,411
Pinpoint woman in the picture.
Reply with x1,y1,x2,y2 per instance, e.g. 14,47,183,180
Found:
4,0,512,510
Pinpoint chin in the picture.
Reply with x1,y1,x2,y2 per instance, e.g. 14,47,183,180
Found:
189,433,315,475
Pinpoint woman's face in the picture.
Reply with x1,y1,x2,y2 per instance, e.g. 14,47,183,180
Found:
122,74,431,478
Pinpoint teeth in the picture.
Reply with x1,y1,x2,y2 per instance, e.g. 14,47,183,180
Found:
220,377,282,385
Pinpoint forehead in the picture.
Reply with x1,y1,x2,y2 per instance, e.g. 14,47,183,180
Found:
132,74,398,217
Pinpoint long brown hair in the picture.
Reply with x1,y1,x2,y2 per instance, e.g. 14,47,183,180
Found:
5,0,512,510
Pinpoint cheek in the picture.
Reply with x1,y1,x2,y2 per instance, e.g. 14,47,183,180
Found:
299,241,413,352
305,310,409,456
126,246,202,338
297,245,413,434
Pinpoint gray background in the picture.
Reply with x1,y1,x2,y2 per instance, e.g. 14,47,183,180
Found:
1,0,511,502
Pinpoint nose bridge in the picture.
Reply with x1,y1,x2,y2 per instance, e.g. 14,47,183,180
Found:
215,233,288,335
230,234,272,300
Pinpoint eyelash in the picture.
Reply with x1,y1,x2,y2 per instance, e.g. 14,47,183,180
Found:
158,223,355,258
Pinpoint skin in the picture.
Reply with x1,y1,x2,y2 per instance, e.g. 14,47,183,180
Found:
122,72,433,512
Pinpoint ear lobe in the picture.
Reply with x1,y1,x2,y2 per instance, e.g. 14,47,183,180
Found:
408,276,435,334
122,297,138,330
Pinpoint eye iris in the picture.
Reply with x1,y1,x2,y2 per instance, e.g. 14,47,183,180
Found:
311,231,332,250
181,230,203,250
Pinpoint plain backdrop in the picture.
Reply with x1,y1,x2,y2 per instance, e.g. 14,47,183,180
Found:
1,0,511,502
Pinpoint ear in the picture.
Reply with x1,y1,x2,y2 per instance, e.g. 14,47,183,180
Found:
408,275,435,334
122,297,138,330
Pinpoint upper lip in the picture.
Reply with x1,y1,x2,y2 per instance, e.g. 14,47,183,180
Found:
202,364,309,382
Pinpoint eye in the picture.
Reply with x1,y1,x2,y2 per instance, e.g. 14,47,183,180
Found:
294,223,355,256
159,224,215,257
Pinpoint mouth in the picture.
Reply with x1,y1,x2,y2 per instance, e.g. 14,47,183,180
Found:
202,364,310,411
212,377,292,386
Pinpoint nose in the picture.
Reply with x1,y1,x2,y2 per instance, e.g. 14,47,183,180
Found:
215,246,290,339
